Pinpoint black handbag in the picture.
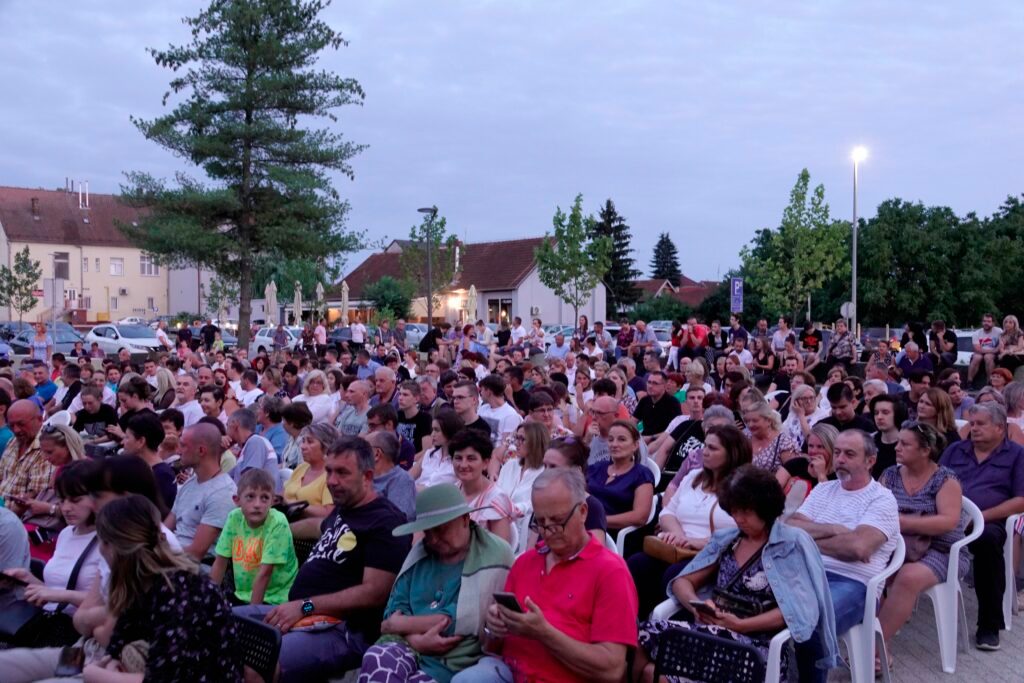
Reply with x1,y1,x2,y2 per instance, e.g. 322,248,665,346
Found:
0,536,98,647
711,541,777,620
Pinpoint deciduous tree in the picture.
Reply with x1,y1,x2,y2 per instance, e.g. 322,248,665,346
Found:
0,246,42,325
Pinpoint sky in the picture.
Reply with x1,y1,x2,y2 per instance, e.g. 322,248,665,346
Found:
1,1,1021,282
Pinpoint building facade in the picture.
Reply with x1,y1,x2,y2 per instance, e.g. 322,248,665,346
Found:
0,185,168,322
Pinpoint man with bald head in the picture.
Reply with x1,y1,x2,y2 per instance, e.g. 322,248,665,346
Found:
0,400,48,516
166,421,237,560
583,395,649,465
334,379,372,435
370,366,399,409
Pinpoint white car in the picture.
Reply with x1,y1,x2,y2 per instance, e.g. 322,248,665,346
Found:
117,316,147,326
248,326,304,356
85,324,166,355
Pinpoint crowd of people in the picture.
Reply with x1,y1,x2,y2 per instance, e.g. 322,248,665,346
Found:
0,309,1022,682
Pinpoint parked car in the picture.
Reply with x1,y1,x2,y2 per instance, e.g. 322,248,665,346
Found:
0,321,33,341
8,326,85,356
85,324,166,356
402,323,427,349
249,326,304,355
117,316,147,326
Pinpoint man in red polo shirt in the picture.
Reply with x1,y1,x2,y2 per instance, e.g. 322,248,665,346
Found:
451,468,638,683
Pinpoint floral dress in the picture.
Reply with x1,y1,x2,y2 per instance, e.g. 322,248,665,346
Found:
752,433,799,474
638,541,788,681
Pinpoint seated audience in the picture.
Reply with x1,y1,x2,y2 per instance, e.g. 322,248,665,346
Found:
819,383,875,433
358,483,514,683
450,428,518,546
293,369,334,424
282,423,338,519
743,399,799,475
226,407,281,492
871,394,908,478
495,421,549,516
122,411,177,510
452,468,638,683
777,423,840,495
662,406,736,507
634,466,838,683
586,420,655,533
633,370,682,440
280,401,314,469
367,430,417,521
916,387,961,447
0,400,50,517
411,409,463,490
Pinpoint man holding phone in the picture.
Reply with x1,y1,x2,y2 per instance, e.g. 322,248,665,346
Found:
452,468,638,683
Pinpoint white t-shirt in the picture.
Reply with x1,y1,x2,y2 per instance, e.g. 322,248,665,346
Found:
294,393,334,424
972,326,1002,351
351,322,367,344
796,479,899,592
237,386,264,408
661,470,736,539
477,400,523,446
156,328,172,349
178,399,205,427
43,526,102,613
510,325,527,344
417,447,457,489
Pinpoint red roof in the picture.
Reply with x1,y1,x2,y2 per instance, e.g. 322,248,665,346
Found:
0,186,145,248
334,237,548,298
633,277,720,308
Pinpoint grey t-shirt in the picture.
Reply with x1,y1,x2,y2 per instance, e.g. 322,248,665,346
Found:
171,472,237,556
373,467,416,521
972,327,1002,351
335,404,369,436
0,506,30,571
587,434,650,466
230,435,280,493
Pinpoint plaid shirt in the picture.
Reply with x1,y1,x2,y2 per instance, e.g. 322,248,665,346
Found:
0,433,52,501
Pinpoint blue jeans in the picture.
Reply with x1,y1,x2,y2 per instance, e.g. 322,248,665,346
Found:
233,604,367,683
450,656,513,682
794,572,868,683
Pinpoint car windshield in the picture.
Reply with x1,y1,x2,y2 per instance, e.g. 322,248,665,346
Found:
117,326,156,339
654,330,671,341
20,328,82,343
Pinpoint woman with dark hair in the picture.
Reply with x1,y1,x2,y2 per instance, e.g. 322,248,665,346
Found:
450,429,518,545
412,408,464,490
752,337,776,378
586,420,654,532
633,466,838,683
85,495,242,681
877,421,965,666
495,421,549,517
627,423,752,616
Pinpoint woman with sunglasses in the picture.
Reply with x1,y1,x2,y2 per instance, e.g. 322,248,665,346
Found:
877,421,965,669
495,422,549,524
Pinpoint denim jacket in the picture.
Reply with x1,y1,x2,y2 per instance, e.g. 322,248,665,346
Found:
667,521,839,669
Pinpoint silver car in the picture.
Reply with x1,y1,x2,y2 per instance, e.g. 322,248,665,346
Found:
85,324,166,355
249,326,304,356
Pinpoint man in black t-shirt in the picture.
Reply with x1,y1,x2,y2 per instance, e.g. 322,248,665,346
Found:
819,383,874,433
451,380,491,437
73,386,119,437
396,381,432,452
234,435,411,681
799,321,823,373
929,320,958,370
199,319,220,351
502,366,530,416
633,370,682,440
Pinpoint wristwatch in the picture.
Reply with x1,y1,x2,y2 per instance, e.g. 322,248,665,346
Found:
301,599,315,617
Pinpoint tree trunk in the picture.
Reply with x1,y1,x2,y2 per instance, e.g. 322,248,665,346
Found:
237,259,253,350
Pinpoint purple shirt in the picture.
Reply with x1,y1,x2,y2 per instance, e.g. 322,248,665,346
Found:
897,353,934,376
940,438,1024,514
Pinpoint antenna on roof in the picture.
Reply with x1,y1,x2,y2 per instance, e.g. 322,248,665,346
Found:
77,181,83,209
85,181,89,208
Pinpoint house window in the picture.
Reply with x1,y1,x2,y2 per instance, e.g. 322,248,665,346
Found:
95,258,100,272
110,258,124,277
147,297,155,310
82,257,88,273
83,296,92,310
110,297,118,311
53,252,70,280
140,254,159,277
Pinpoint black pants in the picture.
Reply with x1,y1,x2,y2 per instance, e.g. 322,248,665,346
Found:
999,355,1024,374
627,551,692,618
970,521,1008,632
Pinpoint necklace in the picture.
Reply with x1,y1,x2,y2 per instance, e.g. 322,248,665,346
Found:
428,559,464,610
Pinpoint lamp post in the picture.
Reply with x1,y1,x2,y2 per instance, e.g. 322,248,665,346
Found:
418,206,438,328
850,146,868,341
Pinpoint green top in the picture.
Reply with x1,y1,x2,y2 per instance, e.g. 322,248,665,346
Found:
215,507,298,604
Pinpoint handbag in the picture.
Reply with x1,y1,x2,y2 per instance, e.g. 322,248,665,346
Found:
20,489,66,532
0,535,98,647
643,501,718,564
711,541,777,619
274,500,309,523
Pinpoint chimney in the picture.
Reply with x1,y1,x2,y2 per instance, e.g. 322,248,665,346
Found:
77,181,83,209
31,197,39,218
85,181,89,208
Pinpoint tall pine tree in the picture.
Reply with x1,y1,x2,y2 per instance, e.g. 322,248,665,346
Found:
121,0,364,348
591,199,640,315
650,232,682,282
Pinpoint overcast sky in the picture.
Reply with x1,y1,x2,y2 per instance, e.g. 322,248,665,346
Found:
1,1,1021,281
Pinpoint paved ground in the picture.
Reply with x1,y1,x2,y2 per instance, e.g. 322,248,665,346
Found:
829,589,1021,682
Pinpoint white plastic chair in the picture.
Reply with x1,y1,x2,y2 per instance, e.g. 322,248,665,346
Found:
650,597,791,683
603,530,619,555
643,457,662,489
1003,512,1023,631
44,410,72,428
922,497,984,673
841,535,905,683
615,493,659,556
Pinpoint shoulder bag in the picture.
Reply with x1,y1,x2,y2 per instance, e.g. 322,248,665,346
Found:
711,540,777,619
643,500,718,564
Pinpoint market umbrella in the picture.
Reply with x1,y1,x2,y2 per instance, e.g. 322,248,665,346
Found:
264,280,278,325
466,285,478,323
315,281,325,319
293,281,303,325
340,280,350,326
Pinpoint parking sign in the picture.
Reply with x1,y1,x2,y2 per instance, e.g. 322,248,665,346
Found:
730,277,743,313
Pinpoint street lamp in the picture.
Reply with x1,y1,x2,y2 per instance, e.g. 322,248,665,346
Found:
850,146,868,341
418,206,438,328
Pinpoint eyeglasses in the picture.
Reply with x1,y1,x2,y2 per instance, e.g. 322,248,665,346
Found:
531,406,554,414
529,502,580,536
514,435,526,443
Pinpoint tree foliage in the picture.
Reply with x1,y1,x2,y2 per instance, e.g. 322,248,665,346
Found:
535,194,612,326
399,213,458,322
650,232,682,282
120,0,364,348
591,199,640,315
740,169,848,323
363,276,412,319
0,247,42,324
630,295,692,325
205,275,239,321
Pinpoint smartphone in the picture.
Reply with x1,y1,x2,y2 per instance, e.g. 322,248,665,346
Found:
0,572,29,588
54,646,85,677
689,600,717,617
493,591,524,613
